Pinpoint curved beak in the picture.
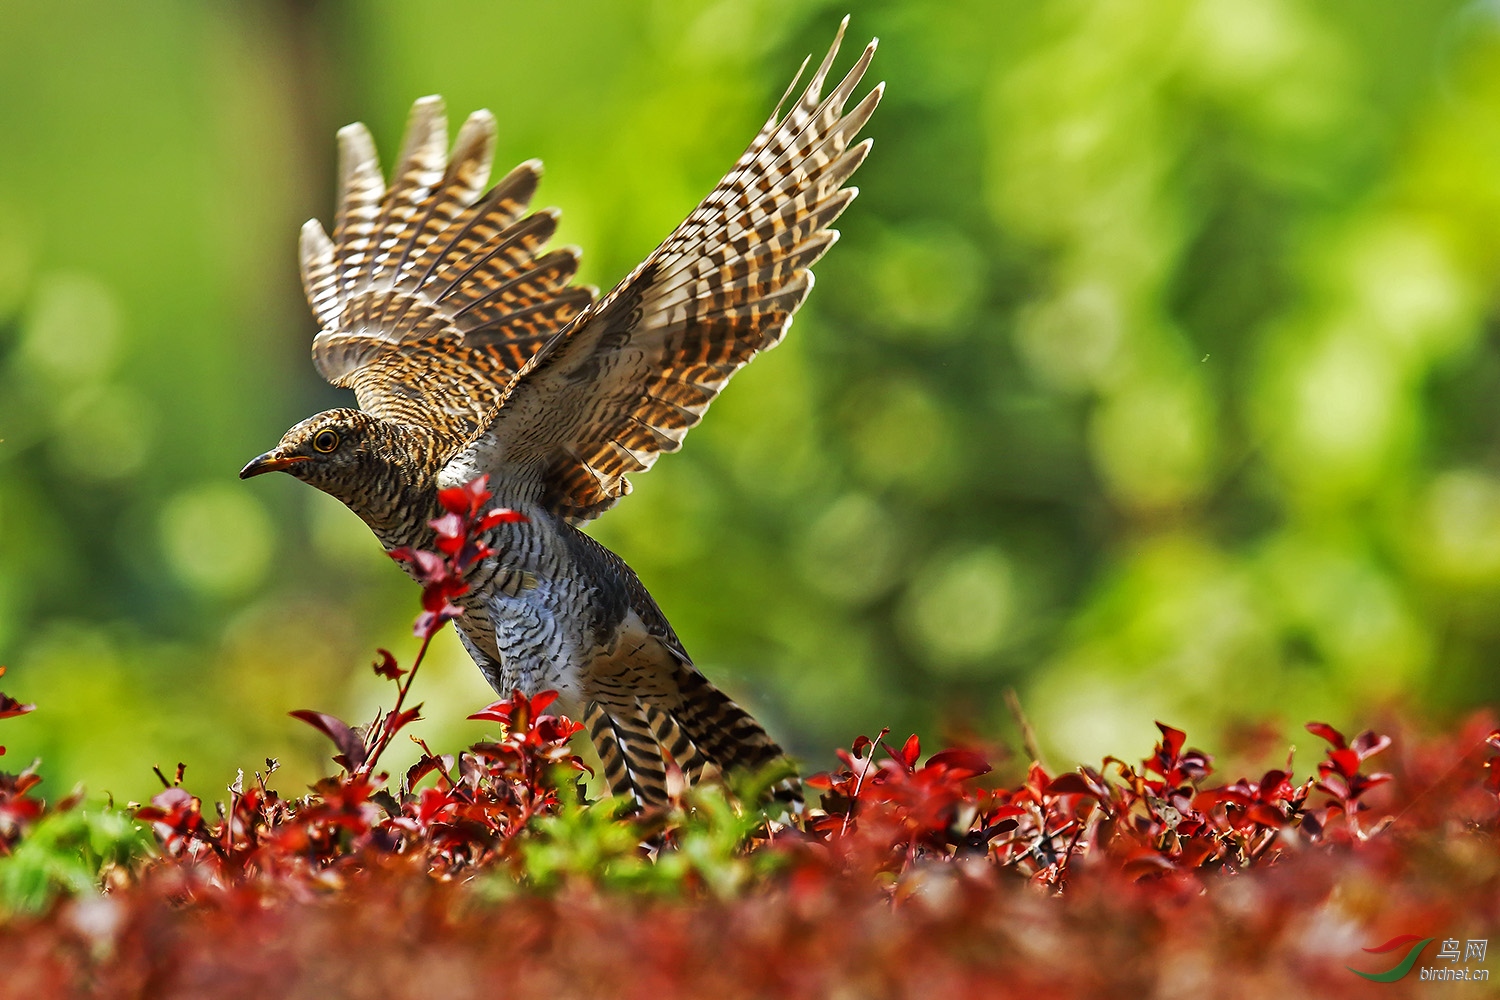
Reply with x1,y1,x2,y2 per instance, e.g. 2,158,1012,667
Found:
239,451,311,479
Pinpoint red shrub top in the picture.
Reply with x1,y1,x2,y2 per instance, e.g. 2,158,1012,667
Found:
5,477,1500,998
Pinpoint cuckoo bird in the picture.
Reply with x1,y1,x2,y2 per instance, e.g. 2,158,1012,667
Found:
242,20,880,806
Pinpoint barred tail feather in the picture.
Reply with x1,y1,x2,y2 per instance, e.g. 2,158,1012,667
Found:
669,668,803,808
585,701,666,807
585,670,801,809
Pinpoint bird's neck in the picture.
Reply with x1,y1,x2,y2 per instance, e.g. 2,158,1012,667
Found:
347,421,448,550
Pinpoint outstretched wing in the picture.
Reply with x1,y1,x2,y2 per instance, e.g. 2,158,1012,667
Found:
301,97,594,442
454,19,880,520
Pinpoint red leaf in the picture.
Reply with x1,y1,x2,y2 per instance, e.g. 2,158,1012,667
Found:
405,753,453,791
456,541,495,570
137,787,200,823
421,580,467,613
289,710,368,770
0,692,35,720
1025,762,1052,799
1349,729,1391,761
925,748,992,780
1044,772,1096,797
1305,721,1346,749
1120,847,1177,878
986,804,1028,821
383,705,422,742
851,735,872,756
429,512,465,540
1155,722,1186,758
535,715,585,744
479,508,528,529
1178,837,1219,868
390,548,448,584
1193,788,1249,812
893,733,921,770
371,649,406,681
414,604,464,639
438,476,493,517
1245,803,1285,827
1174,748,1214,782
1315,774,1351,800
468,699,515,724
1259,769,1290,797
1327,747,1360,780
436,487,467,516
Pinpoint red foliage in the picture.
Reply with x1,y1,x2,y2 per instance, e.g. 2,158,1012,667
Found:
796,713,1469,896
388,475,526,639
5,478,1500,997
286,476,528,781
3,712,1499,999
125,478,584,893
0,665,44,854
0,665,35,758
133,688,586,893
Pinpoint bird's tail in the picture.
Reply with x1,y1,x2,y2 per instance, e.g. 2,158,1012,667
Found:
584,666,801,811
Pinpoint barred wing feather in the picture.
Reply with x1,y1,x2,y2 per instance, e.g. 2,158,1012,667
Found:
464,20,881,521
300,96,593,442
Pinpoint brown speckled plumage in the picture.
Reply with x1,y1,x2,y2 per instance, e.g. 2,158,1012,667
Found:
243,20,881,807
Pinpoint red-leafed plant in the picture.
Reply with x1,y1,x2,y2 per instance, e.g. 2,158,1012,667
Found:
0,666,42,856
133,477,589,893
800,715,1500,895
7,476,1500,998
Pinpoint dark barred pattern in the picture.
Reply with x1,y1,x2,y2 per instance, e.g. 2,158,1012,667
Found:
641,701,708,782
583,666,802,809
562,528,802,808
301,97,593,444
466,17,882,523
585,702,633,801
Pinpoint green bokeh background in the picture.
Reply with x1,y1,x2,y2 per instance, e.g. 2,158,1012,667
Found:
4,0,1500,803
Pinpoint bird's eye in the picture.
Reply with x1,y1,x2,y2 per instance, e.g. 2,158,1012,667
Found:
312,429,340,453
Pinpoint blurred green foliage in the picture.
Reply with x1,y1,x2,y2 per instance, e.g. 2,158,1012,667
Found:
0,808,150,914
516,781,785,898
3,0,1500,802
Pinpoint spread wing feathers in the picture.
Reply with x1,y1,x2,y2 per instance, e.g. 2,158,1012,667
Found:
474,20,880,521
300,95,593,440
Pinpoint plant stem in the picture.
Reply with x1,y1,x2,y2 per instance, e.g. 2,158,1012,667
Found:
359,628,436,778
841,727,890,838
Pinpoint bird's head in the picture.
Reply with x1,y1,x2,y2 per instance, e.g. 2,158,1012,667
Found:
240,408,387,497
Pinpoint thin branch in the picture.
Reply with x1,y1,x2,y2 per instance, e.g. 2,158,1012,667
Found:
1004,687,1046,769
